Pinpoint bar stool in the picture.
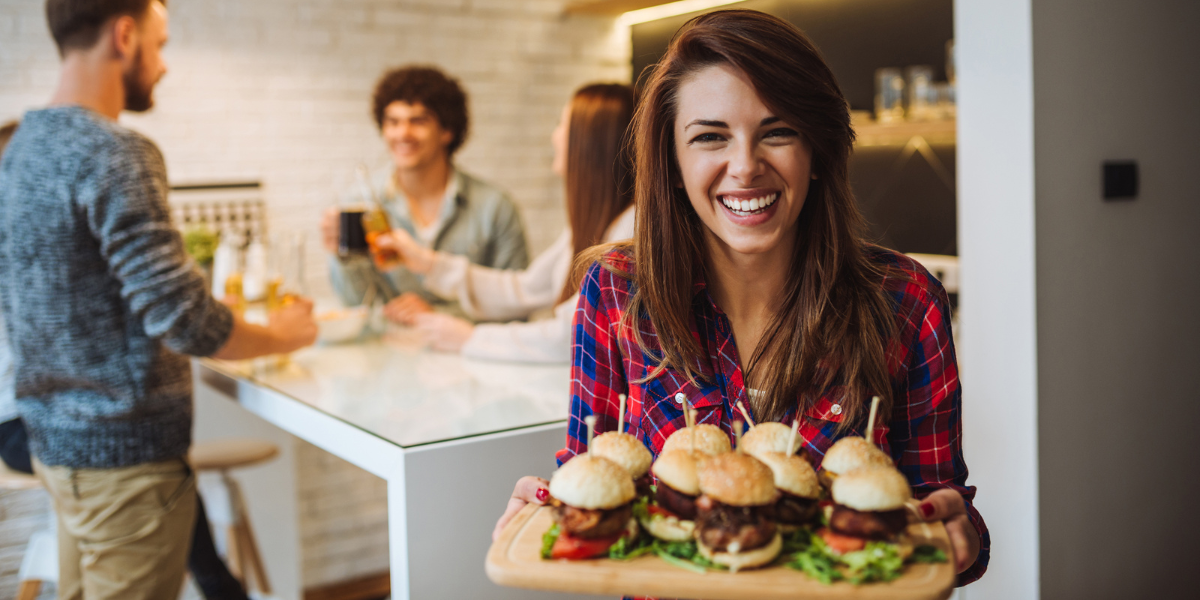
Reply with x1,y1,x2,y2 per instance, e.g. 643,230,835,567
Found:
1,461,55,600
189,439,279,598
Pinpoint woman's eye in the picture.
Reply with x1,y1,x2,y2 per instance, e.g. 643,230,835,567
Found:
764,127,799,139
689,132,724,144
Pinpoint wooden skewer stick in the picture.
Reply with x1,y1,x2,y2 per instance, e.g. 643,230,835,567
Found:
864,396,881,446
733,420,744,452
787,416,800,456
685,401,696,454
618,394,627,435
585,415,597,451
736,400,756,428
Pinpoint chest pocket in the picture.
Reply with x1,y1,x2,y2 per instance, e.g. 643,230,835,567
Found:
636,366,726,456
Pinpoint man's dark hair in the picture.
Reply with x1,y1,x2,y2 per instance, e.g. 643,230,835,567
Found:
372,66,469,157
45,0,164,56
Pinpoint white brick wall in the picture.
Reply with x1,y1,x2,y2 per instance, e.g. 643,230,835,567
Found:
0,0,630,593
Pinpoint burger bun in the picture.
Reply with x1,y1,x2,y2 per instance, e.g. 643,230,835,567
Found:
591,431,652,478
741,422,802,459
662,424,731,456
698,531,783,573
698,452,777,507
831,465,912,512
639,512,696,542
755,451,821,499
821,436,893,475
549,454,636,510
650,449,703,495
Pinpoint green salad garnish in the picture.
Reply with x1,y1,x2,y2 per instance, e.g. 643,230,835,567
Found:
540,523,560,559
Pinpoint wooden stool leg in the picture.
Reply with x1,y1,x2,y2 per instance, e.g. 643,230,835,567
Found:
16,580,41,600
240,519,272,595
225,523,244,583
223,469,271,594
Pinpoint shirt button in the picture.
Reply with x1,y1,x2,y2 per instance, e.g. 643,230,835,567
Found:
830,404,843,416
674,393,687,405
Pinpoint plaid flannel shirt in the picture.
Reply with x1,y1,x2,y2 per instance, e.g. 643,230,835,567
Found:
558,246,990,586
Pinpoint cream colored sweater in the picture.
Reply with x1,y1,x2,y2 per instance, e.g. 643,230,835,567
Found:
423,207,635,363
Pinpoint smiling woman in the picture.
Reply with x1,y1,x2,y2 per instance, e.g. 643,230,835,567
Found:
495,8,989,588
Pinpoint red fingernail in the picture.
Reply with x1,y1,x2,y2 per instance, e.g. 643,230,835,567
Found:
920,501,935,518
535,488,549,502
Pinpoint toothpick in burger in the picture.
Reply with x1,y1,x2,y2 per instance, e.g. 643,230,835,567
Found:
822,465,914,557
694,452,782,572
542,453,641,560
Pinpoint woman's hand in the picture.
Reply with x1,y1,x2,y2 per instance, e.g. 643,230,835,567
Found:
493,476,550,541
382,292,433,325
373,229,435,275
414,313,475,352
917,488,981,574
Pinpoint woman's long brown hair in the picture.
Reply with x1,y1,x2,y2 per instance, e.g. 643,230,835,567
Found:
559,83,636,303
620,10,898,428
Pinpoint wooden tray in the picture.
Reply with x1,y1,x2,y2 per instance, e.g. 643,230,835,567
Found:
486,504,955,600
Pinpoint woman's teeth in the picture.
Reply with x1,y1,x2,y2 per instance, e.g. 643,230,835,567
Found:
720,193,779,216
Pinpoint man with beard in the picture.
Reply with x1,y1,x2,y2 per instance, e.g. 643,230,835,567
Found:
0,2,318,597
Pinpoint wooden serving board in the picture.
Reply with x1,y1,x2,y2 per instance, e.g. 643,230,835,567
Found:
486,504,955,600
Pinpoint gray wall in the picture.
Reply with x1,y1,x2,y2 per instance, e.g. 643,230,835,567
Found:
1033,1,1200,598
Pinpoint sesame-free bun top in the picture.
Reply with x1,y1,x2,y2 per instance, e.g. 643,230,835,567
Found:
755,452,821,499
698,452,777,506
662,424,731,456
831,466,912,512
821,436,893,475
549,454,636,510
651,450,703,495
740,422,803,459
590,432,652,478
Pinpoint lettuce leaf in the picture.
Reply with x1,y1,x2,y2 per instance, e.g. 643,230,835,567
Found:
608,531,655,560
840,542,905,584
540,523,560,560
784,530,843,584
910,544,948,563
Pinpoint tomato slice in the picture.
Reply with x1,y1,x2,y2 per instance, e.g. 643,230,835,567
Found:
818,527,867,554
646,504,679,519
550,530,622,560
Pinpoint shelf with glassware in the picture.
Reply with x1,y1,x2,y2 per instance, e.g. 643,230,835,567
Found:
851,112,956,148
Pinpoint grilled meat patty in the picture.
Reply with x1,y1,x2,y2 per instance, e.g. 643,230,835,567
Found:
694,496,776,552
767,491,819,526
828,504,908,540
635,473,653,498
655,482,698,520
552,502,633,539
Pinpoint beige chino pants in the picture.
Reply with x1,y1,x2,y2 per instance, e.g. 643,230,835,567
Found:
34,458,196,600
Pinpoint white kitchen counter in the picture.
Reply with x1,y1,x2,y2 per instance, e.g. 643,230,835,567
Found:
194,327,588,600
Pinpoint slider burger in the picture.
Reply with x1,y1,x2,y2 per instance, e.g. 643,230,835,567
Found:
661,423,731,456
694,453,782,572
824,465,914,556
591,431,653,497
741,422,805,459
544,454,639,560
818,436,894,488
754,452,822,532
639,450,702,542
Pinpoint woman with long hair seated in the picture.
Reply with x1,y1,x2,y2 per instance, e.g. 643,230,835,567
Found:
375,83,635,363
493,10,989,585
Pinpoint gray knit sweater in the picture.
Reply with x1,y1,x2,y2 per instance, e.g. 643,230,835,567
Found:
0,106,234,469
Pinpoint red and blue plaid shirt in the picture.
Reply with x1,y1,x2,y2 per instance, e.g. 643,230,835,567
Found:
559,246,989,585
